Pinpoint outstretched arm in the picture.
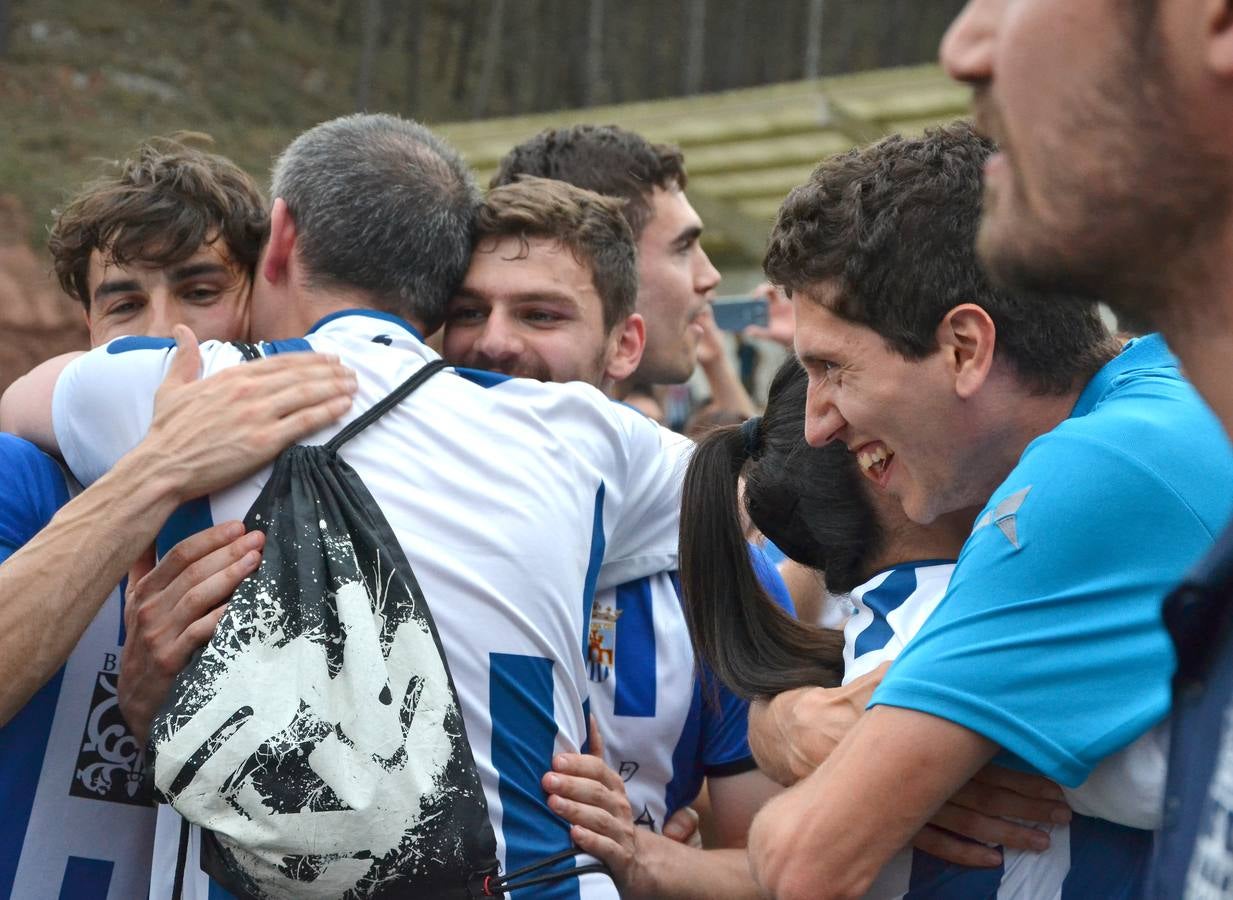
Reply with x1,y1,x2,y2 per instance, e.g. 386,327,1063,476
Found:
748,664,1068,868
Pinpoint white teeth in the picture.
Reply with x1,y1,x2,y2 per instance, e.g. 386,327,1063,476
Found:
857,446,892,473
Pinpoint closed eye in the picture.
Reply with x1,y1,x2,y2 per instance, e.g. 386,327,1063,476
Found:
446,306,486,323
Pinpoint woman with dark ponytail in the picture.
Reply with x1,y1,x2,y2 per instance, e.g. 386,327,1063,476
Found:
680,355,970,702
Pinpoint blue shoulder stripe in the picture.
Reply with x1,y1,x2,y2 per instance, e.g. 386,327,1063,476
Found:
260,338,313,355
453,366,513,389
106,336,176,354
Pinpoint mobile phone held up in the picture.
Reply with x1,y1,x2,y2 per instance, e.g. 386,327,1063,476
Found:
710,296,769,331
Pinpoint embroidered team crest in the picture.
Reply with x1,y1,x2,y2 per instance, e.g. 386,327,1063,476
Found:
588,601,622,682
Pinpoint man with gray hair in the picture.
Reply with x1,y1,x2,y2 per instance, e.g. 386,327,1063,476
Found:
6,113,688,899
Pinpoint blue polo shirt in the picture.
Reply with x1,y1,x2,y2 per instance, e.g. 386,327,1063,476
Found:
873,334,1233,786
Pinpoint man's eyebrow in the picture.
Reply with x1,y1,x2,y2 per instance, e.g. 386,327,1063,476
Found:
450,287,489,304
796,350,834,368
513,290,582,308
93,278,143,302
169,261,232,281
673,225,703,248
451,287,582,309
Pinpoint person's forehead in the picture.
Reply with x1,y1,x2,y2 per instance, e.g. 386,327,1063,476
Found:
638,186,701,246
462,235,599,304
87,240,239,286
793,283,878,354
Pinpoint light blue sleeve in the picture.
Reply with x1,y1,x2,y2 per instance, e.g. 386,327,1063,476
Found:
872,433,1216,787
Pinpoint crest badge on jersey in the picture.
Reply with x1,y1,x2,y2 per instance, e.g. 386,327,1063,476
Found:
70,668,152,807
588,601,622,682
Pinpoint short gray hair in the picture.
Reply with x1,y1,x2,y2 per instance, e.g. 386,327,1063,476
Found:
271,113,479,330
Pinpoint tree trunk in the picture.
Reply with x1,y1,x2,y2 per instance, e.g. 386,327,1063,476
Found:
404,0,423,115
683,0,705,95
355,0,382,110
584,0,605,107
472,0,507,119
804,0,824,79
0,0,10,58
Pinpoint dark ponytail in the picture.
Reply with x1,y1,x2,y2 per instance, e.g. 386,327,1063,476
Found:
680,356,884,700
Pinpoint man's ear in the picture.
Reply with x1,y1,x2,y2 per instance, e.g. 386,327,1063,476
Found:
936,304,996,400
262,198,297,286
604,313,647,384
1205,0,1233,75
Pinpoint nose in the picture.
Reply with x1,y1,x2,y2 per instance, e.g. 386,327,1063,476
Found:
693,246,721,299
143,288,176,339
803,378,847,448
940,0,995,86
470,313,524,368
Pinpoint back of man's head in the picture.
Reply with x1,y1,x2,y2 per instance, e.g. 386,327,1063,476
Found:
49,135,268,309
477,177,637,331
492,125,686,240
271,113,479,331
764,120,1117,396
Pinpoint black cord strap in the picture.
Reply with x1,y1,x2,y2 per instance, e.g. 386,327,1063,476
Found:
476,848,611,896
326,359,448,451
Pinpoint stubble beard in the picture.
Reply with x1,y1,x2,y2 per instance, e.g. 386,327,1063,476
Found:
979,36,1232,335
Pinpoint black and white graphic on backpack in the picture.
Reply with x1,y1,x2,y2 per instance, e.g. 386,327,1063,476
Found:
149,358,498,899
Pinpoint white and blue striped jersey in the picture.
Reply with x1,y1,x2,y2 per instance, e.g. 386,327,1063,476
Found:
0,434,156,900
51,309,692,900
849,561,1153,899
588,553,791,833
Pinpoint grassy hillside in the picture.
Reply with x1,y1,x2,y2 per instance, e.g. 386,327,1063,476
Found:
0,0,964,248
1,0,422,244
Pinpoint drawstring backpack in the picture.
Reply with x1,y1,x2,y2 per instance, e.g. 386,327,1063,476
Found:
148,352,606,899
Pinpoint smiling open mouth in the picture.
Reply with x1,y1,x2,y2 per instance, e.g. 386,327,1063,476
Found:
856,443,894,486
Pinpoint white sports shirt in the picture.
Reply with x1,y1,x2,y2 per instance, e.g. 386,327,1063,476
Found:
51,309,691,900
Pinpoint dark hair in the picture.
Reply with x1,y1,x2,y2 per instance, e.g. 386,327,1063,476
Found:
49,135,268,309
763,120,1118,395
491,125,687,239
271,113,480,331
681,356,890,700
477,177,637,331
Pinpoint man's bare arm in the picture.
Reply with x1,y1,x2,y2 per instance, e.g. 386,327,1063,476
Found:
0,351,78,450
747,663,1067,866
748,705,999,900
0,327,356,723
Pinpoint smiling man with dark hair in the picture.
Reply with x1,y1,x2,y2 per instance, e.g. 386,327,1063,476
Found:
939,1,1233,895
492,124,721,392
741,121,1233,900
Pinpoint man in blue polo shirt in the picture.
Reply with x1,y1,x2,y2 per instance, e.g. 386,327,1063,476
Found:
939,2,1233,895
741,122,1233,899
